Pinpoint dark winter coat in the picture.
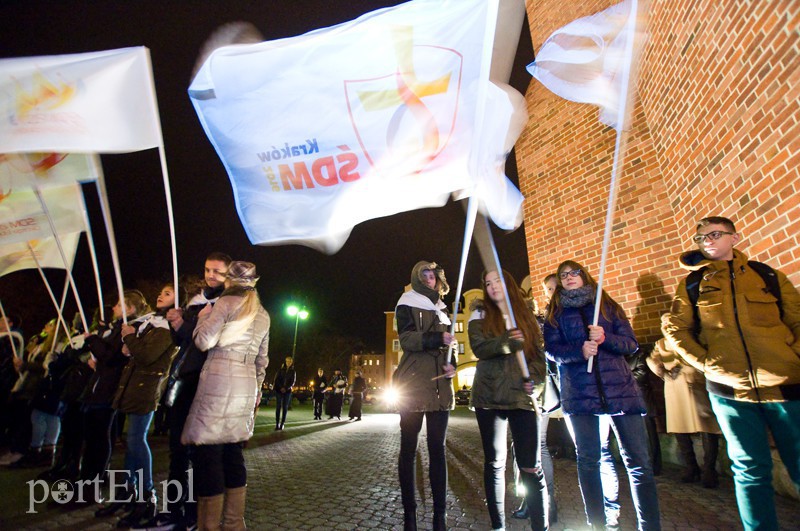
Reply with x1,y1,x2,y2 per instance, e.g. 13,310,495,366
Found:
113,316,178,415
82,321,132,407
544,302,645,415
273,364,297,393
468,311,540,411
393,298,455,412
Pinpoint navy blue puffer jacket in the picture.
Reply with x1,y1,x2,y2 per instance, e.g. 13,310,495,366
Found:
543,303,645,415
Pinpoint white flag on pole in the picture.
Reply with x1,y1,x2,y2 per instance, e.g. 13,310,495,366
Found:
0,152,97,190
0,47,161,153
526,0,642,130
190,0,524,253
0,183,85,245
0,231,81,278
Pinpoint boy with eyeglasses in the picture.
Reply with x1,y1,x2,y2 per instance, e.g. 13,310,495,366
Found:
662,216,800,530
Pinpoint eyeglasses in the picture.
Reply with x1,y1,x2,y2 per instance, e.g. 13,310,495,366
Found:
692,231,734,244
559,269,582,279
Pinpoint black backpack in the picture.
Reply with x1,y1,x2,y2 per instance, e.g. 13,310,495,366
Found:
685,261,783,335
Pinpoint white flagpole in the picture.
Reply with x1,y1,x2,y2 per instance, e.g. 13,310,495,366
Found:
0,299,21,360
473,212,530,380
91,157,128,326
446,198,479,366
78,181,106,323
32,186,89,333
27,243,74,349
142,49,180,308
589,0,641,373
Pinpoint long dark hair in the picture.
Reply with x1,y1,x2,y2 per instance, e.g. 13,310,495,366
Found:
545,260,627,327
480,269,543,363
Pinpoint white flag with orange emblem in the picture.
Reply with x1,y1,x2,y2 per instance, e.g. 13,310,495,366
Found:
190,0,525,253
0,47,161,153
0,231,81,278
0,183,85,246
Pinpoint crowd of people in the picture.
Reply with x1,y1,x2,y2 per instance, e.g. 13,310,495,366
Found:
0,214,798,531
0,252,272,530
393,216,800,531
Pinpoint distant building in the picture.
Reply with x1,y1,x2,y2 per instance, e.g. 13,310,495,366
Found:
350,352,385,389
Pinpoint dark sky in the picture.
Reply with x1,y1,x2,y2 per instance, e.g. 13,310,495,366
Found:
0,1,533,353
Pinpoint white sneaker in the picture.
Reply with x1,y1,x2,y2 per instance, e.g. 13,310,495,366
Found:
0,452,24,466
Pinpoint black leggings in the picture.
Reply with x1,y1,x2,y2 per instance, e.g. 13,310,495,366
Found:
192,443,246,497
475,408,548,530
398,410,449,514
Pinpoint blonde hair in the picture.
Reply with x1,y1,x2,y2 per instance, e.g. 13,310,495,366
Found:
217,288,261,347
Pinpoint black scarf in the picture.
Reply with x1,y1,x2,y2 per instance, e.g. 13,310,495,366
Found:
560,285,595,308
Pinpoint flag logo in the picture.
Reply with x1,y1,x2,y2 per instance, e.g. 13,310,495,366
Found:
345,26,461,173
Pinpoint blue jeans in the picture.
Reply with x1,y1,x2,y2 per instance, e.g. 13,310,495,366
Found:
599,415,621,523
125,411,154,492
569,414,661,530
30,409,61,448
709,395,800,531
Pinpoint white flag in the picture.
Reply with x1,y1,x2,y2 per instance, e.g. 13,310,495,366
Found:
190,0,523,253
0,152,97,190
0,231,81,278
526,0,642,129
0,183,85,245
0,47,161,153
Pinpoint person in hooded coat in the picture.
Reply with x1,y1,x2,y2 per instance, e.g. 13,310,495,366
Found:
393,260,456,531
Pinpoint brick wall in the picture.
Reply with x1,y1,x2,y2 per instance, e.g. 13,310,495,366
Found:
519,0,800,344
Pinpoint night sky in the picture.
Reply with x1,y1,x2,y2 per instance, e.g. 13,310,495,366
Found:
0,1,533,355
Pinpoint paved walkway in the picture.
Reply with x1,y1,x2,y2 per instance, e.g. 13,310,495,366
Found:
4,405,800,530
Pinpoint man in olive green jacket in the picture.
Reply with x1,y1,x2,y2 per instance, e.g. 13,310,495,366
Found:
663,216,800,531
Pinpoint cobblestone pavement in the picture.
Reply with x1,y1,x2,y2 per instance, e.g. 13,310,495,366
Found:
4,406,800,530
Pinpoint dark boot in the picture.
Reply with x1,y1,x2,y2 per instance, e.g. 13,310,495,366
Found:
403,508,417,531
701,433,720,488
117,489,156,528
95,483,136,518
675,434,701,483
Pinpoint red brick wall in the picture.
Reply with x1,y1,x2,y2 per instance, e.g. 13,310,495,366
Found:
519,0,800,344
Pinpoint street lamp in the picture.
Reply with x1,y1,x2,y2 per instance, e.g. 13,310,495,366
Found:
286,304,309,359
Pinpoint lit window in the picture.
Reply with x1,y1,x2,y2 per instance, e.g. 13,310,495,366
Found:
459,343,465,353
455,322,464,333
369,360,373,366
377,360,380,366
393,339,400,352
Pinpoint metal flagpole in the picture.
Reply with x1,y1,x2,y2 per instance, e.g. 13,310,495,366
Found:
446,198,479,366
32,186,89,333
472,213,530,380
27,243,74,349
91,156,129,326
78,182,106,323
588,0,642,373
0,299,22,359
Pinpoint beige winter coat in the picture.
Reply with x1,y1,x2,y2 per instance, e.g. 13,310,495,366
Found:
648,337,721,434
181,291,270,445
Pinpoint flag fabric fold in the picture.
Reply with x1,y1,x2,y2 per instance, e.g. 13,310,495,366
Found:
0,47,162,153
0,152,97,190
526,0,640,129
0,231,81,278
190,0,526,253
0,183,85,246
